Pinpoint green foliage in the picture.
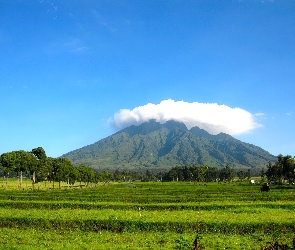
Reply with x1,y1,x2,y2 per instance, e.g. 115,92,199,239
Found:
31,147,47,161
162,165,236,182
0,148,100,189
266,155,295,184
175,236,191,250
76,165,96,186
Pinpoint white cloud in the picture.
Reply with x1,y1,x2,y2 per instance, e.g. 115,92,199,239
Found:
108,99,263,135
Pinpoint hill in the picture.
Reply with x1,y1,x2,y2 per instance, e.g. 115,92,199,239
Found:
62,120,276,171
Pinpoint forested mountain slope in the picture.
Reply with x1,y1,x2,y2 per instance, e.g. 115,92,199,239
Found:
62,120,276,171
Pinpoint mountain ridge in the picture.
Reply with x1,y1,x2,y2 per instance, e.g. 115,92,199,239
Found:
62,120,276,171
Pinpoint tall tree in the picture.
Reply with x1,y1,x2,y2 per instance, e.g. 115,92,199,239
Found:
198,166,209,182
54,158,73,189
0,152,17,188
219,165,236,182
265,155,295,184
99,170,112,184
77,166,96,187
265,162,277,183
281,155,295,183
30,147,47,190
44,157,55,188
31,147,47,161
15,150,37,189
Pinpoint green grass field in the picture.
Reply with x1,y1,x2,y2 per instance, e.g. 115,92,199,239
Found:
0,180,294,249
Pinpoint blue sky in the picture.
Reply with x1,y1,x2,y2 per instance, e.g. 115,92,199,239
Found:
0,0,294,159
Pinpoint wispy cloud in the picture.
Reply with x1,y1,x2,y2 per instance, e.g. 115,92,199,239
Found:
46,37,89,55
108,99,263,135
254,112,265,117
254,112,267,121
63,38,89,53
286,112,293,116
91,9,118,33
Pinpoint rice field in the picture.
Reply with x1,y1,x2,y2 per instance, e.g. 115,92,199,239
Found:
0,180,294,249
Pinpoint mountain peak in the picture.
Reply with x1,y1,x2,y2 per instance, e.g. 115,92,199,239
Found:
162,120,188,131
62,119,276,171
118,119,188,137
118,119,162,137
189,126,212,138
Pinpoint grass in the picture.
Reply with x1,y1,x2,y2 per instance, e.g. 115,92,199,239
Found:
0,180,295,249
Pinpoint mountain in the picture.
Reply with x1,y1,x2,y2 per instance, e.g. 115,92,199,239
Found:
62,120,277,171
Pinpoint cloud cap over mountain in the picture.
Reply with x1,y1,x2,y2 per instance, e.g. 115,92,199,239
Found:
108,100,262,135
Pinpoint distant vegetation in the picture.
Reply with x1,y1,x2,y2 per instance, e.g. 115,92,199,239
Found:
0,146,294,188
162,154,295,184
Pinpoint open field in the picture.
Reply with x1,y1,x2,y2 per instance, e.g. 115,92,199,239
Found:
0,181,295,249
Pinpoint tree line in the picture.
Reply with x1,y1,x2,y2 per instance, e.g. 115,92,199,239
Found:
1,147,294,188
0,147,244,187
0,147,112,189
263,154,295,184
161,165,238,182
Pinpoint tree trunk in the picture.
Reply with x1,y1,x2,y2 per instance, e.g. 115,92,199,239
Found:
25,171,28,190
17,171,20,190
20,171,23,190
32,171,36,190
6,173,9,189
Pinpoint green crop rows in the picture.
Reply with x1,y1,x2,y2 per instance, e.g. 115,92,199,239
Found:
0,182,295,249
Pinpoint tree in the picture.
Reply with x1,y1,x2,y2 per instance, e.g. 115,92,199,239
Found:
281,155,295,183
53,158,73,189
15,150,38,189
266,162,277,183
156,171,165,182
168,169,178,181
44,157,55,188
237,170,245,181
219,165,236,182
182,166,193,181
113,169,124,182
68,166,78,187
198,166,208,182
99,171,113,184
246,169,251,180
0,150,38,189
207,167,219,182
142,169,156,182
76,166,96,187
31,147,46,161
30,147,47,189
0,152,17,188
267,155,295,184
260,167,267,182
